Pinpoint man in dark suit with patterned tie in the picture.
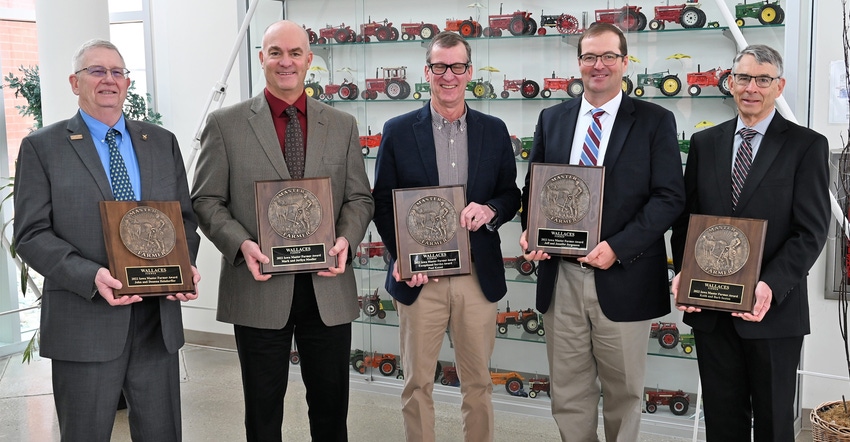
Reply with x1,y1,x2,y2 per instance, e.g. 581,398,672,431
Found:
671,44,830,442
519,23,685,441
13,39,200,442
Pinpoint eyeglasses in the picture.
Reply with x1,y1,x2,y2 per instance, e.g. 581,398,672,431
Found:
428,63,470,75
578,53,625,66
731,73,779,88
74,66,130,79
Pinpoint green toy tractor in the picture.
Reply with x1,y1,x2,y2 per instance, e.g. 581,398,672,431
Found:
734,0,785,26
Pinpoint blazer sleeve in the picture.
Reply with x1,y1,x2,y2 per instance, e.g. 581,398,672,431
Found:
372,117,401,259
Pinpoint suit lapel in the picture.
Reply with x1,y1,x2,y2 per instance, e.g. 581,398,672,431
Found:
711,120,737,214
248,94,290,179
304,98,329,178
603,93,634,168
126,119,153,200
555,101,581,164
67,114,113,200
734,114,787,212
413,104,439,186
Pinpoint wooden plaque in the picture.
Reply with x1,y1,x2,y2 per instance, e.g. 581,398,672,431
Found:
255,177,337,274
99,201,194,297
676,214,767,313
393,185,471,280
526,163,604,256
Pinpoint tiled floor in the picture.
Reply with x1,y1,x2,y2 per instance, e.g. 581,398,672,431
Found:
0,344,813,441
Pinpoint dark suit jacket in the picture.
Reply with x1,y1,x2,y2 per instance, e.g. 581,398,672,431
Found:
13,112,199,362
372,103,521,305
520,93,685,321
671,113,830,339
191,94,374,328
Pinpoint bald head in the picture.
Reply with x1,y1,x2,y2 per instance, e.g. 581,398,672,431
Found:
259,19,314,102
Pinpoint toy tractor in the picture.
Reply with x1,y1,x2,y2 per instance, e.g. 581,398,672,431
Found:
677,131,691,155
357,18,399,42
542,72,584,98
357,288,387,319
537,11,581,35
501,76,540,98
645,388,690,415
686,65,732,96
503,256,536,276
350,349,398,376
362,66,410,100
634,69,682,97
496,301,544,336
305,26,319,45
483,4,537,37
440,366,460,386
649,321,681,349
527,377,551,398
444,17,483,38
413,78,494,99
519,137,533,159
355,240,390,264
491,371,526,396
595,5,647,32
321,80,359,101
680,329,696,354
649,1,707,30
400,22,440,40
735,0,785,26
358,128,382,156
318,23,356,44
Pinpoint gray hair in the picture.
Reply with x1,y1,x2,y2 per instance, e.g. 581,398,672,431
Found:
425,31,472,64
732,44,783,77
71,39,125,72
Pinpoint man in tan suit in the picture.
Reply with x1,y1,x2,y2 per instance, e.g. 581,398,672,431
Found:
191,20,374,441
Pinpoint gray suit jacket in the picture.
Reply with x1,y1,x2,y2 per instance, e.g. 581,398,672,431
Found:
191,94,374,329
13,112,200,362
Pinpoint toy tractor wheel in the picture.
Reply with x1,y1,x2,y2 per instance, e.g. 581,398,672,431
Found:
483,27,496,38
390,27,400,40
399,81,411,99
735,18,745,27
683,344,694,354
304,84,318,98
567,80,584,98
334,28,350,43
526,18,538,35
670,397,689,415
377,310,386,319
375,26,390,41
758,5,780,25
498,325,508,334
501,90,510,99
660,75,681,97
359,254,369,264
474,23,483,37
621,77,633,95
523,317,540,334
517,258,536,276
646,403,657,413
648,19,663,31
557,14,580,34
511,138,522,156
318,37,327,44
397,371,404,380
364,301,379,317
505,378,524,395
617,10,640,31
420,25,434,40
307,31,318,45
537,28,547,35
348,84,359,100
401,32,413,41
379,359,397,376
441,377,450,385
537,328,545,337
680,7,706,29
521,80,540,98
688,84,701,96
634,87,645,97
351,355,365,372
509,16,526,36
636,12,647,31
338,84,353,100
435,361,442,382
775,5,785,24
718,72,732,96
658,330,680,349
360,90,370,100
289,351,300,365
520,149,530,160
413,91,422,100
528,390,538,398
541,89,552,99
459,20,476,37
386,80,403,99
472,82,487,99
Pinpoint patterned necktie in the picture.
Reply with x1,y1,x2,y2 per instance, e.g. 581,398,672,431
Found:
732,127,757,210
106,128,136,201
284,106,305,180
580,108,605,166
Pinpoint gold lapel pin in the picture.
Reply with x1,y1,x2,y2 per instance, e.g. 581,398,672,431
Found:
70,134,83,140
141,134,148,141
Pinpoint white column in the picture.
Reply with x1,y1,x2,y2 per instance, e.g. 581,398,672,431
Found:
35,0,110,126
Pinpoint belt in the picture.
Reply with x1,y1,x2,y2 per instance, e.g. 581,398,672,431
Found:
562,256,587,268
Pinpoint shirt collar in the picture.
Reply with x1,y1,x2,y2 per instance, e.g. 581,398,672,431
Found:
264,88,308,118
579,92,623,119
429,102,468,131
735,108,776,136
79,109,128,142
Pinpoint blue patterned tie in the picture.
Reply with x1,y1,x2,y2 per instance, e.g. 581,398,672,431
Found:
732,127,757,210
106,128,136,201
580,108,605,166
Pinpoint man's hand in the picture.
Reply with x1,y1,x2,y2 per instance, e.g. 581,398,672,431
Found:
672,272,702,313
578,241,617,270
167,266,200,302
392,261,436,287
240,240,272,282
519,230,551,262
733,281,772,322
95,267,142,305
460,202,495,232
318,236,350,277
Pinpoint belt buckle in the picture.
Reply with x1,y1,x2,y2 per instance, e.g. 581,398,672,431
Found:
579,260,586,269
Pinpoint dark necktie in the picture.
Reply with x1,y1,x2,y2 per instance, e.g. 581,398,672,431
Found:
580,108,605,166
284,106,305,179
106,128,135,201
732,127,757,210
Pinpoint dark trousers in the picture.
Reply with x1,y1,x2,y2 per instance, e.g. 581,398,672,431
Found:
234,273,352,442
52,299,181,442
695,314,803,442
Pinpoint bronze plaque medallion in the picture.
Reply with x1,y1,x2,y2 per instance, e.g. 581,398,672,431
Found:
407,196,458,246
119,206,177,260
268,187,322,239
541,173,590,225
694,224,750,277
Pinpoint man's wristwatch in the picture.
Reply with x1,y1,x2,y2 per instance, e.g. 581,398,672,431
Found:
486,203,498,226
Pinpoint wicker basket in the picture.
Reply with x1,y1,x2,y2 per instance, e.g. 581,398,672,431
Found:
812,401,850,441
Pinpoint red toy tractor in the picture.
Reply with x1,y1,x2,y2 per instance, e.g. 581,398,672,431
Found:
686,65,732,96
357,289,387,319
496,301,544,336
357,18,399,42
445,17,483,38
491,371,526,396
537,12,582,35
527,377,550,398
649,1,708,30
359,128,382,156
400,22,440,40
649,322,681,349
503,256,536,276
541,72,584,98
317,23,356,44
321,80,359,101
361,66,411,100
501,76,540,99
350,349,398,376
595,6,648,32
645,388,690,415
483,5,537,37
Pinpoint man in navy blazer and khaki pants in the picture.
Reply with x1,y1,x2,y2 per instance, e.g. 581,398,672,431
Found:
520,23,685,441
13,39,200,442
373,32,520,441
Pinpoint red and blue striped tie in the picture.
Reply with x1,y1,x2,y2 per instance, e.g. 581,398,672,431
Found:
580,108,605,166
